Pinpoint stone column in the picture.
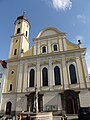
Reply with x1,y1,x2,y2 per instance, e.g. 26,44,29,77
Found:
48,57,53,90
62,57,68,89
76,56,85,88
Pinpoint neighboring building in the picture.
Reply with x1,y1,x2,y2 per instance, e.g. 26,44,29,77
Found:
89,74,90,80
1,15,90,115
0,60,7,111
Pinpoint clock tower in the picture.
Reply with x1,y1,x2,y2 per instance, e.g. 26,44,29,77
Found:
9,15,30,58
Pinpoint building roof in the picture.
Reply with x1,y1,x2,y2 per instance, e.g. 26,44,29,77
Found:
0,60,7,68
15,15,30,25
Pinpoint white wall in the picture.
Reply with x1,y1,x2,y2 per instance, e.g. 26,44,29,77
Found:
79,89,90,107
43,92,62,111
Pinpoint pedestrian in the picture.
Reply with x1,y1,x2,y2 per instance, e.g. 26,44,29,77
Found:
18,113,22,120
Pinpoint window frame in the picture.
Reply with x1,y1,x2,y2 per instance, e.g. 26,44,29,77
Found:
53,64,62,86
41,45,47,54
52,43,58,52
54,66,61,85
9,84,12,91
29,69,35,87
69,64,77,84
28,67,36,88
67,62,78,85
14,49,17,55
42,67,48,86
17,28,20,34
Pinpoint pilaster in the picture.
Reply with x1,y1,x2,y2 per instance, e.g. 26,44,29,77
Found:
23,62,28,92
59,37,63,51
38,42,40,54
76,56,85,88
34,43,36,55
36,59,40,89
62,57,68,89
81,55,90,87
17,62,23,92
48,57,53,90
62,36,67,51
48,40,51,53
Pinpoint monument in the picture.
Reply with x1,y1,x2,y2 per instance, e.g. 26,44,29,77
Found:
29,85,53,120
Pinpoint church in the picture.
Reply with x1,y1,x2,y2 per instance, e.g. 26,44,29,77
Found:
1,15,90,115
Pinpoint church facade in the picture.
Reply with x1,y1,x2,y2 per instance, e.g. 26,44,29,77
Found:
1,15,90,115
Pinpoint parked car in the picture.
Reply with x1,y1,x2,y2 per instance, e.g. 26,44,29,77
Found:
78,107,90,120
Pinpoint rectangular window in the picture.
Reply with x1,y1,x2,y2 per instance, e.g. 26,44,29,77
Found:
14,49,17,55
9,84,12,91
0,73,3,78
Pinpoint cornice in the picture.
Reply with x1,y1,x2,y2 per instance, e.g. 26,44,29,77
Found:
6,48,86,63
11,33,30,43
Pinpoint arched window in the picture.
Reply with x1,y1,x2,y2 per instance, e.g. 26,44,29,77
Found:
69,64,77,84
17,28,20,34
42,46,46,53
53,44,57,51
29,69,35,87
6,101,12,115
42,67,48,86
14,49,17,55
54,66,61,85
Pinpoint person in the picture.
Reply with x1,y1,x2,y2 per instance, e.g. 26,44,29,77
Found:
26,115,28,120
18,113,22,120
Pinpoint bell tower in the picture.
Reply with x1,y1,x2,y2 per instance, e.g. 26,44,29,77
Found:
9,15,30,58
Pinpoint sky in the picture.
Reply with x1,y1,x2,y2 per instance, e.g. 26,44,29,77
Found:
0,0,90,73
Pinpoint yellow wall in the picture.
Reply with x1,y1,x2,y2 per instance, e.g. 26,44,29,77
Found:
10,38,20,58
66,40,79,50
6,65,18,93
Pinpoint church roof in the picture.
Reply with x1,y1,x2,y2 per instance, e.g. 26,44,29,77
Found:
15,15,30,25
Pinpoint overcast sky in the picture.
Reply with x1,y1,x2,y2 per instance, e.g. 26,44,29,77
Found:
0,0,90,73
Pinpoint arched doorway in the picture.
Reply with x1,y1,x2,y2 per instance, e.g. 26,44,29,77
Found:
61,90,80,114
6,102,12,115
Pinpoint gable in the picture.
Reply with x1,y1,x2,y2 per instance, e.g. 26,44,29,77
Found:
36,27,61,38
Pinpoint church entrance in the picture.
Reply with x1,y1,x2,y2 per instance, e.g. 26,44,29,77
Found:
61,90,80,114
6,101,12,115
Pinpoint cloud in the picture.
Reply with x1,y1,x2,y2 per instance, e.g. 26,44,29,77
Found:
43,0,72,11
77,15,88,24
